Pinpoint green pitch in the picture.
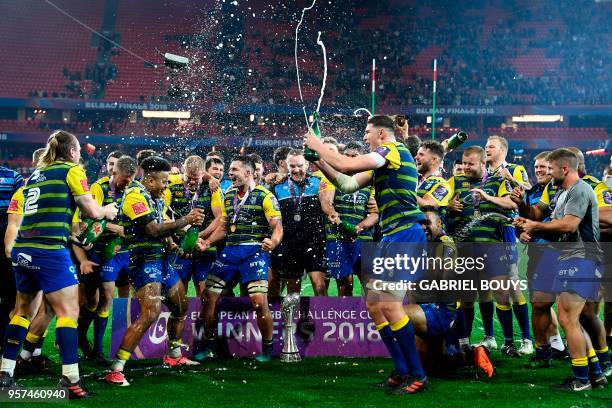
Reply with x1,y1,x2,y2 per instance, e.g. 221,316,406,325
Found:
13,277,612,407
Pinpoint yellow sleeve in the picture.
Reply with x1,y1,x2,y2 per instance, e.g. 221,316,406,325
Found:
90,183,105,206
211,189,223,210
221,195,229,217
66,165,90,197
540,183,551,206
594,182,612,207
7,187,24,215
497,180,511,197
447,176,456,197
122,190,152,220
74,182,104,222
168,173,182,184
379,142,401,170
319,174,335,193
163,187,172,208
262,193,281,220
426,179,452,206
512,165,529,185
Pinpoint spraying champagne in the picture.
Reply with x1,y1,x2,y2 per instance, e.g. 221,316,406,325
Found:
304,112,322,162
442,131,468,153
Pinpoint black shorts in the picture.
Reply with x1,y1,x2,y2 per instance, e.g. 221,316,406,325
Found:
272,241,327,279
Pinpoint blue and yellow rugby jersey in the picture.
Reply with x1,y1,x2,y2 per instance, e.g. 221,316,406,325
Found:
372,141,424,236
411,233,458,311
0,166,23,227
84,177,140,253
434,234,459,312
14,162,89,249
488,162,529,185
488,162,528,225
525,182,555,243
582,174,611,208
121,183,166,262
166,177,223,222
417,174,452,207
166,177,223,252
538,181,561,212
447,174,512,242
323,182,374,242
221,185,280,246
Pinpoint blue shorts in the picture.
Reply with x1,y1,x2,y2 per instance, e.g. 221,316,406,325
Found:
209,244,270,286
326,240,362,279
12,247,79,294
90,251,131,283
501,225,519,264
469,243,511,278
128,258,181,291
552,258,601,300
529,248,559,294
376,224,427,283
421,303,456,338
174,252,216,284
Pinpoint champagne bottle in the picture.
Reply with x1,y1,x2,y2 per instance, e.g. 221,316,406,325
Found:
443,131,468,152
338,221,358,240
304,111,321,162
77,218,107,246
102,236,122,260
180,226,200,253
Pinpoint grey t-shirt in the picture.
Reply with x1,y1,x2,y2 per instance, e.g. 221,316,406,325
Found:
551,179,602,261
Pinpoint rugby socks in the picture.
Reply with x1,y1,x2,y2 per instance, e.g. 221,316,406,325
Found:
479,301,495,338
20,331,41,360
587,349,603,377
495,304,514,345
455,308,470,348
77,305,97,342
463,305,475,342
33,330,48,357
56,317,80,383
377,321,408,376
571,356,589,384
391,316,426,380
595,346,611,369
93,309,110,354
262,339,273,356
512,298,531,340
111,348,131,371
1,315,30,376
535,343,552,360
550,332,566,352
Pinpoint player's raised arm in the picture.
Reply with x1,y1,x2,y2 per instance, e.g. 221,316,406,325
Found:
305,129,380,175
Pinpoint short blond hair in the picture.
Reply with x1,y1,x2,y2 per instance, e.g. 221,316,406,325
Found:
487,135,508,153
183,155,205,172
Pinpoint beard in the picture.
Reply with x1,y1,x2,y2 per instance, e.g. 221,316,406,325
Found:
417,162,430,175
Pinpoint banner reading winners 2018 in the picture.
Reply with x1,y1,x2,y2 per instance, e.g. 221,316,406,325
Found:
111,298,387,358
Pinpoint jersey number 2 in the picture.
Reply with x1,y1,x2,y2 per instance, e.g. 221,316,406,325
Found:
24,187,41,215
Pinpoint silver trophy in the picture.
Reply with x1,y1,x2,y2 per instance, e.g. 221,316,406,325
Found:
280,292,301,363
